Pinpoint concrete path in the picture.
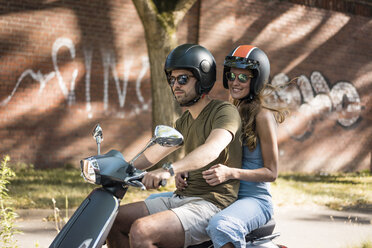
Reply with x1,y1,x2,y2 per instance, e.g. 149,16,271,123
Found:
273,204,372,248
13,204,372,248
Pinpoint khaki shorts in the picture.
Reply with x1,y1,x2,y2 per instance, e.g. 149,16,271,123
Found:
144,194,220,247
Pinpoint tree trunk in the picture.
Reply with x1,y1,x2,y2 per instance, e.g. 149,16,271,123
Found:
132,0,197,166
147,35,181,130
132,0,197,129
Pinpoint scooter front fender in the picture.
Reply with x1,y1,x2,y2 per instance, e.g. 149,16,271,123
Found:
49,187,120,248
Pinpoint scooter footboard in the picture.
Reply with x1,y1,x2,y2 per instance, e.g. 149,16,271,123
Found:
50,188,120,248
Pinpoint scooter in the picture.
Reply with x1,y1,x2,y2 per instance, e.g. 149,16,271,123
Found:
49,124,184,248
49,124,285,248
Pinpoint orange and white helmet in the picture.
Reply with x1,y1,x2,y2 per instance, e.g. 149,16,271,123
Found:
223,45,270,100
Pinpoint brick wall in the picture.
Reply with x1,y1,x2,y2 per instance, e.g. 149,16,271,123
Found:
0,0,371,171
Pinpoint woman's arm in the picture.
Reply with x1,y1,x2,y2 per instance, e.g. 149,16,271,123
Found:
203,109,278,186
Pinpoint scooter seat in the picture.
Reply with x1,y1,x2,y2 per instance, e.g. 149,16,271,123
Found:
245,218,276,242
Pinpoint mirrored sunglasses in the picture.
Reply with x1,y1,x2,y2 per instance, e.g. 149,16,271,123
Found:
168,74,194,87
225,72,253,83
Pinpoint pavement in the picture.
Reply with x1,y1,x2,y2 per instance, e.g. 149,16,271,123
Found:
13,204,372,248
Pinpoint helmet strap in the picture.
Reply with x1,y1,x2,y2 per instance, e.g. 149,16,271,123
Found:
239,78,256,101
239,93,254,102
179,94,201,107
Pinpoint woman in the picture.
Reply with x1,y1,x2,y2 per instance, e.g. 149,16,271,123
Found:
148,45,287,248
200,45,286,248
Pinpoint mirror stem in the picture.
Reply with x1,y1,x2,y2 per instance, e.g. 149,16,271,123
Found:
96,137,102,155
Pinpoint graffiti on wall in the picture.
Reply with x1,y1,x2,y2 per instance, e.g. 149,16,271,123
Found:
0,37,150,119
270,71,362,140
0,37,363,131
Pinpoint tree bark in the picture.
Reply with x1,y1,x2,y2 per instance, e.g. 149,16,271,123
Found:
147,37,180,130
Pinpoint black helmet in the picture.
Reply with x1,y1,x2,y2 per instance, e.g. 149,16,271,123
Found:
223,45,270,100
165,44,216,95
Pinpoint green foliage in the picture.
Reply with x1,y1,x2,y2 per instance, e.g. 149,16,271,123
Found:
0,155,21,248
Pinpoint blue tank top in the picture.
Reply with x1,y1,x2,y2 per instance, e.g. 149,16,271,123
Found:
238,140,272,201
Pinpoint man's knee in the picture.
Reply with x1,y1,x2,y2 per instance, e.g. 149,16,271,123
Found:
129,218,152,247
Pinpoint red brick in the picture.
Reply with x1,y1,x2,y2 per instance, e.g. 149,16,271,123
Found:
0,0,370,172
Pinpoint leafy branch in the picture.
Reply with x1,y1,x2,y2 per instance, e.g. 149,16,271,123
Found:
0,155,21,248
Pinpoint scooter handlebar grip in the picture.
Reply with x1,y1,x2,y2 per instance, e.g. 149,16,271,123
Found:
160,179,167,187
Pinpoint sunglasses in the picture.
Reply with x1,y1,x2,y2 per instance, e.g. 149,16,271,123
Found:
225,72,253,83
167,74,194,87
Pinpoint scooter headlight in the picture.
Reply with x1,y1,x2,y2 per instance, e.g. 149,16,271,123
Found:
81,158,101,184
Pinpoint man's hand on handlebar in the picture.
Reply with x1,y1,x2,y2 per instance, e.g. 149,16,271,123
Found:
142,169,171,189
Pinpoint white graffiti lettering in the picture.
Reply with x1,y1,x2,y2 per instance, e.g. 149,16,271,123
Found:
1,37,150,118
330,82,361,127
83,46,93,118
0,69,55,107
270,71,361,140
52,37,78,106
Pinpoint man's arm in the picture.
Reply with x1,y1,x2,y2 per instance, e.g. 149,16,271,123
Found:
172,128,233,174
142,128,233,189
132,144,180,170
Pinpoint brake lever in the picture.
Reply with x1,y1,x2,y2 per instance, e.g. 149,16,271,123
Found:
124,170,147,190
127,180,146,190
126,170,147,181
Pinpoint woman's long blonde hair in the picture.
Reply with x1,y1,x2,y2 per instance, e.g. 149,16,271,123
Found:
233,83,288,151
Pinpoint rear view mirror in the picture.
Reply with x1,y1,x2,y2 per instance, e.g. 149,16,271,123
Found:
153,125,184,147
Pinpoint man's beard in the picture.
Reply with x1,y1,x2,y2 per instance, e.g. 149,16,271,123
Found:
174,89,198,106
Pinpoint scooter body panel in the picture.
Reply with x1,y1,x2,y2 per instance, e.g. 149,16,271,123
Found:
49,187,119,248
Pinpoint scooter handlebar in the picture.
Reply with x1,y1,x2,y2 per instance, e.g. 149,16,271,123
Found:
125,170,167,189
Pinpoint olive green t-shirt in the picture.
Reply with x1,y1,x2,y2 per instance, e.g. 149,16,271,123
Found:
174,99,242,209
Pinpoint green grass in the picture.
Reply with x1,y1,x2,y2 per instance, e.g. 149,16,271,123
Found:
7,167,176,209
271,171,372,211
5,166,372,212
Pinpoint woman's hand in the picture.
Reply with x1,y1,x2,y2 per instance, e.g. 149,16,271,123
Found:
175,172,188,190
202,164,232,186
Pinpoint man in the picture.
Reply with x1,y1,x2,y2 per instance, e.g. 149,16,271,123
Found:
107,44,242,248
